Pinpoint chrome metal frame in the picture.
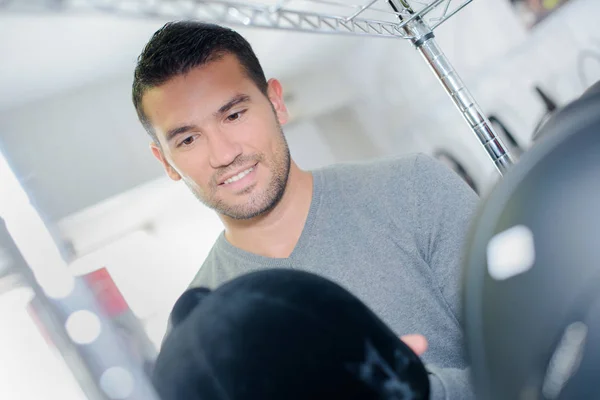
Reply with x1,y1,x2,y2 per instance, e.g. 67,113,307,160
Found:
2,0,470,39
394,2,513,173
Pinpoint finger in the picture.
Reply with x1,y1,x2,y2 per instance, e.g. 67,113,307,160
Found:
400,334,428,356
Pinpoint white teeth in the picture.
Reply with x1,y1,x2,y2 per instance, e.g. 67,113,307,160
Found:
224,167,254,185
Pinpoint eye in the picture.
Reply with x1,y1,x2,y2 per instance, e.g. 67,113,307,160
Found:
226,110,246,122
179,136,196,147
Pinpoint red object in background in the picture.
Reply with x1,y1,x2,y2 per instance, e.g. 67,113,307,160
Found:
82,267,129,317
28,267,157,375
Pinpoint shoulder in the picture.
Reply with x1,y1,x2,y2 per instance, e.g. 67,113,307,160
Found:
409,153,479,200
314,153,453,197
315,153,422,190
318,153,420,176
189,262,214,289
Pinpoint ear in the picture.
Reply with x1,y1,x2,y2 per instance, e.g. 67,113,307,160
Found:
267,78,289,126
150,142,182,181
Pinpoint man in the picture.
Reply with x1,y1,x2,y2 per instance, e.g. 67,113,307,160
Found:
133,21,478,399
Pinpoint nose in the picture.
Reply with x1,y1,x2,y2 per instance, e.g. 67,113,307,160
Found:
207,129,243,169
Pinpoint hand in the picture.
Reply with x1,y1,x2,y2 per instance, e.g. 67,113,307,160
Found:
400,334,428,356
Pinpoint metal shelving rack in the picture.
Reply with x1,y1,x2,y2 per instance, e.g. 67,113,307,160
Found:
0,1,513,399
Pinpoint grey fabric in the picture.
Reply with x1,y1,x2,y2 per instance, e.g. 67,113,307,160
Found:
187,153,478,399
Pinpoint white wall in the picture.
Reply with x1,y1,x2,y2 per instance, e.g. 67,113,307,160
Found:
0,76,163,222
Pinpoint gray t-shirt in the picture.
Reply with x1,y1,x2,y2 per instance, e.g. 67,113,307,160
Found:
188,153,479,399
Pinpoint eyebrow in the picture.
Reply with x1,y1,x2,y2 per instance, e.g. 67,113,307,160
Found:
165,125,197,142
214,94,251,117
164,94,251,142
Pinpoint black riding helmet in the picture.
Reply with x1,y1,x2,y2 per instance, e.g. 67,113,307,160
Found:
463,80,600,399
152,269,430,400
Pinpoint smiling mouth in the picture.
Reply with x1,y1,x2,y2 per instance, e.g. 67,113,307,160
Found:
221,164,257,185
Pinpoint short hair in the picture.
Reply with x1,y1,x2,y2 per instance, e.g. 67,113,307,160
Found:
132,21,269,142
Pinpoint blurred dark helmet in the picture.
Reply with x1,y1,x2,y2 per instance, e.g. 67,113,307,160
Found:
153,269,430,400
463,80,600,399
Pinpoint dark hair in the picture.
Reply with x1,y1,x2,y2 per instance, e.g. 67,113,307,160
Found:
132,21,269,142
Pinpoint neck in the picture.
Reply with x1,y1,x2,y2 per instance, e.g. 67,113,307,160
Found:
220,162,313,258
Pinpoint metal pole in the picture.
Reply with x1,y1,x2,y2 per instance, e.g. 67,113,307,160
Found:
390,0,513,175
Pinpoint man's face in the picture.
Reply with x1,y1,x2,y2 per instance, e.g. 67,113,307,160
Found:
143,53,291,219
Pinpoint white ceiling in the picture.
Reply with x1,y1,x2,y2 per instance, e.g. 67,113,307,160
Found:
0,10,360,111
